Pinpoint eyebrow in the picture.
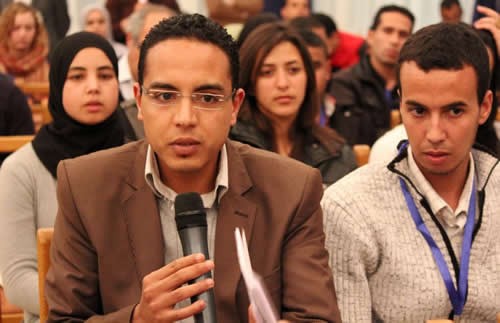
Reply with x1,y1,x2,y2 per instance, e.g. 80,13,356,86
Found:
147,82,226,92
404,99,467,109
262,59,302,67
68,66,114,72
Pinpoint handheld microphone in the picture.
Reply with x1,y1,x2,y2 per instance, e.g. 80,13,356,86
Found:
174,192,217,323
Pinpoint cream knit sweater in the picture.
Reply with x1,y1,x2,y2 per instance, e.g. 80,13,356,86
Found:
322,148,500,323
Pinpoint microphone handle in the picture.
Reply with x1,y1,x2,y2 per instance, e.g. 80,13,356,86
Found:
178,227,217,323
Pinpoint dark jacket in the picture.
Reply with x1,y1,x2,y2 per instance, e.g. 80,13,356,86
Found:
229,121,357,186
328,55,399,146
0,75,35,164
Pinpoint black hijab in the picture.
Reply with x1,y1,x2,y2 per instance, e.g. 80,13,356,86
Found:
32,32,124,178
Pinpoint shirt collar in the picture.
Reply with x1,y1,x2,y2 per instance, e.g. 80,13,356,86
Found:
144,144,229,208
407,146,475,216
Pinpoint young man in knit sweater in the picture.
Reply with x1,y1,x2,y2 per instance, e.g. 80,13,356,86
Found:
322,23,499,322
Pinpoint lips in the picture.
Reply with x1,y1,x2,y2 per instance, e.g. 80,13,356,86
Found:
84,101,103,112
424,151,449,164
274,96,294,104
170,138,201,156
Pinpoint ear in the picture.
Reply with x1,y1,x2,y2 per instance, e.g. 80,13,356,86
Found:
133,82,144,120
366,30,375,48
230,88,245,125
280,7,287,19
478,89,493,125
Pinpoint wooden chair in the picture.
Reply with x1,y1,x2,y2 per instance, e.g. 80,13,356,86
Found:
37,228,53,323
0,287,23,323
14,81,50,100
390,109,402,129
30,102,52,132
497,312,500,323
353,144,370,167
0,135,35,153
496,109,500,122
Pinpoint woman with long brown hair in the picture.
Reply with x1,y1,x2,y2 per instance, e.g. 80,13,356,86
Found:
0,2,49,82
231,22,356,186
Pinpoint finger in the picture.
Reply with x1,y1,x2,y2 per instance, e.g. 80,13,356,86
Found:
150,278,215,310
160,299,207,322
162,260,214,291
142,260,214,298
248,305,256,323
150,253,206,281
476,5,499,18
474,19,500,33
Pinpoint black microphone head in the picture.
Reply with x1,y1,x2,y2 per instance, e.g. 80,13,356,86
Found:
174,192,207,230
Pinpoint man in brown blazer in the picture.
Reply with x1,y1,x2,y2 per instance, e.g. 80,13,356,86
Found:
45,13,340,323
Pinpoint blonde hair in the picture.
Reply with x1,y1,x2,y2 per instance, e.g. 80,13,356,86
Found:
0,2,48,51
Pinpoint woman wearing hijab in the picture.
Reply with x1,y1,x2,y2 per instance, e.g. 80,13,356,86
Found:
81,3,128,59
0,32,124,323
0,2,49,82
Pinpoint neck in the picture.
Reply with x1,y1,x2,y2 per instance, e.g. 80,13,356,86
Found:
370,56,397,89
10,47,30,59
158,159,218,195
272,121,294,156
421,160,470,211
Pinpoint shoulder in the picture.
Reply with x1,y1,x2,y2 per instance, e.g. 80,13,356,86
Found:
229,121,268,149
331,64,359,82
0,143,51,183
59,140,146,181
228,139,321,186
323,162,396,207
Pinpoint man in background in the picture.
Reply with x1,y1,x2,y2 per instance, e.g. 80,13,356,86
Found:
118,3,176,140
280,0,309,21
328,5,414,146
440,0,463,23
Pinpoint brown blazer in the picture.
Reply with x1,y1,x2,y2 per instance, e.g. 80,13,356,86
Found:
45,140,340,322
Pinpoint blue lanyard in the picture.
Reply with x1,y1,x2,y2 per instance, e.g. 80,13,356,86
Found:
399,178,476,315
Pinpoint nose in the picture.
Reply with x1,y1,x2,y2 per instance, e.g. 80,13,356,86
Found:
426,114,446,144
86,74,99,93
173,96,197,127
276,68,289,89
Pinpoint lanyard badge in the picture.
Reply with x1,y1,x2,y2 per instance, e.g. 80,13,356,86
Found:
399,178,476,316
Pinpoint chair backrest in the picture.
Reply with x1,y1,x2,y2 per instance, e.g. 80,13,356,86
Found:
14,81,50,99
353,144,371,167
30,102,52,132
0,136,35,153
37,228,53,323
0,287,23,323
390,109,402,129
496,109,500,122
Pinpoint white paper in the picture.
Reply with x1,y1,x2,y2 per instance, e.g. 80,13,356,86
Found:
234,228,279,323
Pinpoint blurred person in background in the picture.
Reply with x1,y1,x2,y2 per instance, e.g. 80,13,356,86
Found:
440,0,463,23
231,22,356,186
280,0,309,21
81,3,128,59
106,0,180,44
0,32,125,323
0,2,49,82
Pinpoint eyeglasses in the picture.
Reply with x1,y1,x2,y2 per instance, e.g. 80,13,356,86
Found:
141,86,235,111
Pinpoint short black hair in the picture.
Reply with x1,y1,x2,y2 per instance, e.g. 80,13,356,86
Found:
397,22,490,104
441,0,461,9
370,5,415,31
296,28,328,58
288,16,325,33
138,14,239,88
311,13,337,37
